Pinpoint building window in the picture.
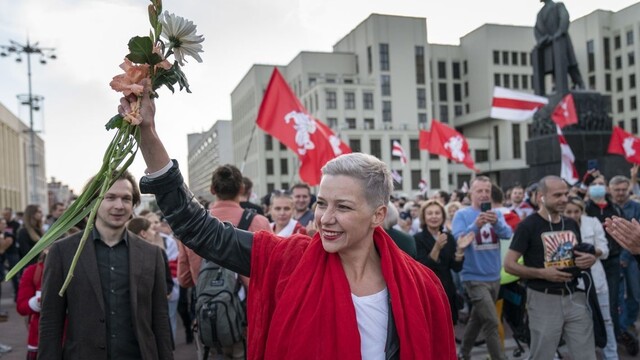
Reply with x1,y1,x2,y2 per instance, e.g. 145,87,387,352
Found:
502,51,509,65
493,125,500,160
417,88,427,109
617,77,623,92
326,76,336,84
616,56,622,70
379,43,390,71
454,105,463,117
409,139,420,160
382,101,392,122
604,37,611,70
452,62,461,79
438,83,447,101
415,46,426,84
503,74,510,88
326,91,337,109
349,139,361,152
309,76,317,87
605,74,612,92
587,40,595,73
494,73,501,86
327,117,338,129
464,82,469,97
264,134,273,151
429,153,439,160
627,30,634,46
418,113,428,129
619,120,625,129
381,75,391,96
363,92,374,109
346,118,356,129
618,98,624,113
344,92,355,109
633,118,639,134
475,149,489,162
370,139,382,159
453,84,462,102
266,158,274,175
438,61,447,79
511,51,519,65
440,105,449,123
367,46,372,74
493,50,500,65
411,170,422,190
631,74,636,89
465,103,470,114
463,60,468,74
522,74,529,89
615,34,621,49
364,118,374,130
280,158,288,175
513,74,520,89
588,75,596,90
521,52,528,66
267,183,275,193
631,96,637,111
512,124,521,159
430,170,441,189
629,52,635,66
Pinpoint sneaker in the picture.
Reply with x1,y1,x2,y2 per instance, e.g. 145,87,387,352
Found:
0,343,11,353
618,331,640,356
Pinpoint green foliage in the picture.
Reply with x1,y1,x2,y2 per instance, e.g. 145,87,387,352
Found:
153,67,179,93
173,62,192,93
105,114,123,130
126,36,163,65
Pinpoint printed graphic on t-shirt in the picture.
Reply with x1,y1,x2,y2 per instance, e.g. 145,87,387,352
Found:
473,223,499,250
541,230,577,268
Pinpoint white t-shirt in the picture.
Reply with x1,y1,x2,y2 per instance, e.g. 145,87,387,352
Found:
351,288,389,360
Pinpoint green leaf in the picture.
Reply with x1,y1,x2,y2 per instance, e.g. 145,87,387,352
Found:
155,22,163,43
126,36,156,65
152,67,179,92
173,63,192,93
105,114,123,130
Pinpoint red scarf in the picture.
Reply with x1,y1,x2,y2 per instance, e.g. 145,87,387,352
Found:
248,227,455,359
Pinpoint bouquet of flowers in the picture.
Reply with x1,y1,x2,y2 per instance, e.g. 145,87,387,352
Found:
4,0,203,295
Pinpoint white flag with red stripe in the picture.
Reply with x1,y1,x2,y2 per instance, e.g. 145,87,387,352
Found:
491,87,548,122
392,140,408,165
557,126,579,185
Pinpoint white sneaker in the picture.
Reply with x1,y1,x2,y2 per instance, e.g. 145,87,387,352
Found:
0,343,11,353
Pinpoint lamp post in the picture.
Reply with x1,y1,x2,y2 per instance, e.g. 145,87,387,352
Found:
1,39,56,205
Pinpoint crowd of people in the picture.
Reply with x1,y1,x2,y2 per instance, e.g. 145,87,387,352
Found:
2,94,640,360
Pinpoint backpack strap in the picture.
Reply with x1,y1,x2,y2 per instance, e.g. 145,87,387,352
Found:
237,208,256,231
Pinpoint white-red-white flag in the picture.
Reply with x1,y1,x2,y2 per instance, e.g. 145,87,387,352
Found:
490,87,548,122
460,182,469,193
391,169,403,184
418,179,428,192
556,126,579,185
392,140,408,165
551,93,578,128
608,126,640,164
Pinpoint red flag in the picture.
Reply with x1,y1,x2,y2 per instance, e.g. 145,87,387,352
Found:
551,93,578,128
419,130,430,150
256,69,351,185
391,140,408,165
608,126,640,164
556,126,579,184
427,119,478,172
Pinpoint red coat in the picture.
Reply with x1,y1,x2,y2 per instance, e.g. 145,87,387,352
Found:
17,262,44,348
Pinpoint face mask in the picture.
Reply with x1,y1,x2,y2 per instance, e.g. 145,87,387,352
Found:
589,185,606,199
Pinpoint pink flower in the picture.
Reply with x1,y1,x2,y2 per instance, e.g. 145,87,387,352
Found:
123,98,143,125
109,58,150,96
153,45,172,71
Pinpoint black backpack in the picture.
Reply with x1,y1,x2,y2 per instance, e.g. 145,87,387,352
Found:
196,209,255,359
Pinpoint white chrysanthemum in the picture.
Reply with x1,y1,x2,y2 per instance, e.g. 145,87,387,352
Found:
160,11,204,66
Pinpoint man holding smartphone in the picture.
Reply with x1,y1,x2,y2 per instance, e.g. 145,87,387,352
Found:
452,176,512,360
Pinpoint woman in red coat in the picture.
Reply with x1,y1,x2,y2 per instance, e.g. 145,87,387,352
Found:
16,251,46,360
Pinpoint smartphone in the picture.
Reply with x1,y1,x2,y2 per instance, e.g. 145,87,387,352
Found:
399,211,411,220
480,202,491,212
587,158,599,170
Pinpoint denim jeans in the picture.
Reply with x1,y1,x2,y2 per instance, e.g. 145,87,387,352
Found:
619,253,640,332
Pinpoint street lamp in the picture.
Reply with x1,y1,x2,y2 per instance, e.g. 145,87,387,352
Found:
1,39,56,205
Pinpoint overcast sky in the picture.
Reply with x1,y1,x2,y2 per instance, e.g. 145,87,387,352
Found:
0,0,637,193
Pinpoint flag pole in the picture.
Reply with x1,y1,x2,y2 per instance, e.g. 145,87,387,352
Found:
240,124,259,173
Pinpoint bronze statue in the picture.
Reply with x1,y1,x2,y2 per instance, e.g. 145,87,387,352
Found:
532,0,585,96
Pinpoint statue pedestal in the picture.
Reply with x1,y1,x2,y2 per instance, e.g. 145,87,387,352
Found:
525,90,630,182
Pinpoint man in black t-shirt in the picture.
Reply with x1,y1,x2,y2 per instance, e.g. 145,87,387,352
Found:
504,176,596,360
